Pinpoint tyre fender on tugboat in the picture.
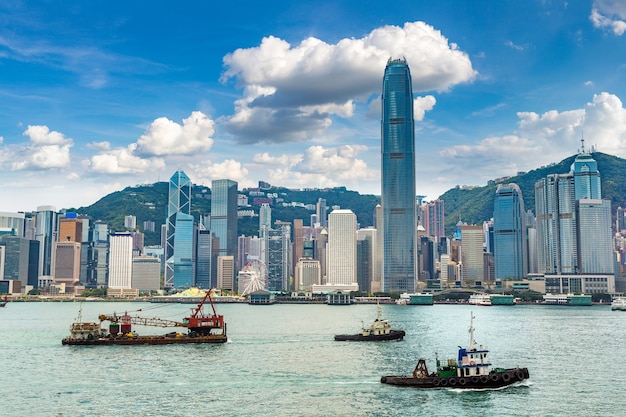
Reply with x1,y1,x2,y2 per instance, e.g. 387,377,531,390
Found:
449,378,457,386
517,370,525,380
490,374,499,382
432,378,440,386
458,378,467,386
502,373,511,382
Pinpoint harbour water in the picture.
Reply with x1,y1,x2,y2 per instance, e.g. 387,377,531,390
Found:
1,301,624,416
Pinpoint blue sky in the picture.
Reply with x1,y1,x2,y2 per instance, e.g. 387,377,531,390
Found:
2,1,626,212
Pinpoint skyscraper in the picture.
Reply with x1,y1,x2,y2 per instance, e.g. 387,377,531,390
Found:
493,183,528,280
570,150,601,200
327,209,357,288
172,212,194,288
109,232,133,289
165,171,191,288
35,205,58,279
210,179,238,289
535,174,577,274
259,203,271,237
381,58,416,293
460,225,484,282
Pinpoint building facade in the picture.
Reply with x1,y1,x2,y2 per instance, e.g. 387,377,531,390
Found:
381,58,417,294
327,209,357,287
165,171,191,288
493,183,528,280
210,179,238,289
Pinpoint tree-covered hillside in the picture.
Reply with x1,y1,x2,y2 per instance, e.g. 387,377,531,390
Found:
441,152,626,236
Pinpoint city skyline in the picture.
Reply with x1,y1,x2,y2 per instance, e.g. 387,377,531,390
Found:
3,2,626,211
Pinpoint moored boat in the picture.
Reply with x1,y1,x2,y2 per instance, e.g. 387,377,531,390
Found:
381,313,529,388
334,304,405,341
0,295,8,307
62,291,227,345
612,296,626,311
468,293,492,306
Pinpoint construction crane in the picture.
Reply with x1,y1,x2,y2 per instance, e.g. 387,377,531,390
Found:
98,313,185,328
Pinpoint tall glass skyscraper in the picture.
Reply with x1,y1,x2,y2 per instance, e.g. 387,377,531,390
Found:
493,183,527,279
210,179,238,289
35,205,58,278
165,171,191,288
570,150,601,200
381,58,416,293
535,174,577,274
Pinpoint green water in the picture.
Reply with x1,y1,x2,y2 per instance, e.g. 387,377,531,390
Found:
1,301,622,416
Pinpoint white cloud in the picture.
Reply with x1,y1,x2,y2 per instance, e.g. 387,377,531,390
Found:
590,1,626,35
222,21,475,144
136,111,215,156
89,145,165,174
9,125,73,170
439,92,626,183
86,141,111,151
505,40,527,51
188,159,251,186
414,96,437,121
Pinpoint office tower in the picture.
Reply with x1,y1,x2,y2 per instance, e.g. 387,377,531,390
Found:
357,227,376,294
91,221,109,287
53,241,81,291
460,225,484,282
124,215,137,230
292,219,304,278
526,210,538,275
195,228,212,289
316,229,328,283
316,198,328,228
131,256,160,292
59,213,83,242
35,205,58,278
109,233,133,289
535,174,577,274
0,235,36,285
211,179,238,289
423,200,445,241
165,170,191,288
264,221,291,291
439,254,451,281
217,255,235,291
295,258,321,291
0,212,25,236
259,203,271,237
372,204,383,292
131,232,144,255
419,236,436,280
172,213,194,288
493,183,528,280
310,214,318,228
327,209,357,287
303,239,315,259
570,149,601,200
577,199,613,274
381,58,416,293
79,217,90,286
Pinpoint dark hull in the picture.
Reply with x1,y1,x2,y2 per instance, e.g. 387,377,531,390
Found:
335,330,405,341
381,367,529,388
62,334,227,345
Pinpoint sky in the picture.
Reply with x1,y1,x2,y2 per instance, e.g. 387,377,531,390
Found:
2,1,626,212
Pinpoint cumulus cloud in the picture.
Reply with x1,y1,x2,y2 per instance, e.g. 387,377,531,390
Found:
188,159,251,186
590,1,626,35
136,111,215,156
222,21,475,144
89,145,165,174
439,92,626,180
414,96,437,121
86,111,215,176
9,125,73,170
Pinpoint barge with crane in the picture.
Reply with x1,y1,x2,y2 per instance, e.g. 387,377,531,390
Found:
61,291,227,345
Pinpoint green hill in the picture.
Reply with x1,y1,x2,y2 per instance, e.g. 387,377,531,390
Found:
441,152,626,235
76,152,626,245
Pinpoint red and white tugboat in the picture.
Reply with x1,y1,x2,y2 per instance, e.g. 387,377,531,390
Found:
380,313,529,388
62,291,227,345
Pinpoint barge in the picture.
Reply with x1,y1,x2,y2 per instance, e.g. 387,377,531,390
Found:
62,291,227,345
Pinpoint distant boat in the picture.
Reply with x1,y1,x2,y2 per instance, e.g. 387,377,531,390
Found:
543,293,592,306
397,293,434,305
468,293,492,306
0,295,7,307
612,296,626,311
334,304,405,342
380,313,529,389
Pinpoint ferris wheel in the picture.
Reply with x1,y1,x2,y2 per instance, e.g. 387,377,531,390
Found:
240,259,268,295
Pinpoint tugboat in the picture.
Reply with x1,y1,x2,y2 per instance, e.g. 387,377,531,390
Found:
334,304,405,341
0,295,8,307
62,290,227,345
380,313,529,388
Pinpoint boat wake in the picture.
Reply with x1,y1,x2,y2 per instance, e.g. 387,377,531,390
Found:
447,380,532,393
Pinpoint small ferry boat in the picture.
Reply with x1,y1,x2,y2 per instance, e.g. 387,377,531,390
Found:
380,313,529,388
62,291,227,345
334,304,405,342
0,295,7,307
468,293,492,306
612,296,626,311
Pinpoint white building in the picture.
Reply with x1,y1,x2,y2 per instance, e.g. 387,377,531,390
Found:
326,209,357,289
109,233,133,289
132,256,160,292
295,258,321,291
